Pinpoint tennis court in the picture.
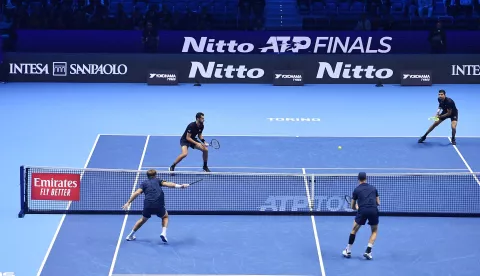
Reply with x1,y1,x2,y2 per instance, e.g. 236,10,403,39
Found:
27,134,480,276
2,83,480,276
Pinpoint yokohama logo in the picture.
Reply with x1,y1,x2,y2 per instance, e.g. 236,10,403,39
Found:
31,173,81,201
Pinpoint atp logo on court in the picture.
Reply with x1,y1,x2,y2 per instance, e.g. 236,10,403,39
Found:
31,173,81,201
260,195,354,212
1,272,15,276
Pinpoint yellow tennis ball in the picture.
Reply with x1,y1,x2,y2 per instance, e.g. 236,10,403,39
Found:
338,146,342,150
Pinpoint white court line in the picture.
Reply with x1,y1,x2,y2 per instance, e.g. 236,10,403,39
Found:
449,137,480,186
302,168,326,276
108,135,151,276
36,134,101,276
111,275,311,276
99,134,480,138
142,166,469,171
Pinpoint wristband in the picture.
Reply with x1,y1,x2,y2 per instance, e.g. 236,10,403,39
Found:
175,184,181,188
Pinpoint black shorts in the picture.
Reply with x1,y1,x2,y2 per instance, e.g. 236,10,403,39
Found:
439,111,458,122
142,205,167,218
180,138,200,149
355,208,379,226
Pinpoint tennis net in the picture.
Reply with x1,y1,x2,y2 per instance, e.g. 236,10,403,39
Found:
18,166,480,217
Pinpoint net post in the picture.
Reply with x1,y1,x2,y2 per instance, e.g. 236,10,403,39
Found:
18,165,26,218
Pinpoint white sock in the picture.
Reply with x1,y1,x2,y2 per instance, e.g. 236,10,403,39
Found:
367,243,373,248
162,227,167,235
128,230,136,236
346,244,352,251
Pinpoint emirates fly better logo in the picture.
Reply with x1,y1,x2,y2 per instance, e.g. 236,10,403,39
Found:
31,173,81,201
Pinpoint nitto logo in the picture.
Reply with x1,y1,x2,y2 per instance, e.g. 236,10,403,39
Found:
188,61,264,79
317,62,393,79
182,37,255,53
403,74,430,81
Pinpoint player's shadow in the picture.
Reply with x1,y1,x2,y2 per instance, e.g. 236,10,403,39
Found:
135,237,197,246
413,141,452,148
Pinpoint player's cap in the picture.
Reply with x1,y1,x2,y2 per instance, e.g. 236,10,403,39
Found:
358,172,367,181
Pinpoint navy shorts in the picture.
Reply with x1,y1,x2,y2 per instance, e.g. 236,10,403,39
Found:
355,208,379,226
180,138,200,149
142,205,167,219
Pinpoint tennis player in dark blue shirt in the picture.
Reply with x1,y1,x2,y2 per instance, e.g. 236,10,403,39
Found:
418,89,459,145
122,169,189,243
169,112,210,172
342,172,380,260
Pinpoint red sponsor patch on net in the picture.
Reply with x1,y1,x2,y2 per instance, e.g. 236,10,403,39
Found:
31,173,81,201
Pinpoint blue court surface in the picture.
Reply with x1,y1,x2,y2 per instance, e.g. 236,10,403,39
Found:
1,83,480,276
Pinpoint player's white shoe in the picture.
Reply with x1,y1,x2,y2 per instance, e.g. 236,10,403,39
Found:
126,234,136,241
342,249,351,258
160,234,168,243
363,252,373,260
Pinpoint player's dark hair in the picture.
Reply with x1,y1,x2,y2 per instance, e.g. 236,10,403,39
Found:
439,90,446,95
147,169,157,179
358,172,367,182
196,112,204,119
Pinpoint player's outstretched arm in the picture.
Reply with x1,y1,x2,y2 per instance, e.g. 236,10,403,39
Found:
122,188,143,209
161,181,189,189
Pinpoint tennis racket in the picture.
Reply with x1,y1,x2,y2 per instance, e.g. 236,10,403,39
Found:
428,116,439,121
344,195,358,210
344,195,352,205
206,139,220,149
189,179,203,185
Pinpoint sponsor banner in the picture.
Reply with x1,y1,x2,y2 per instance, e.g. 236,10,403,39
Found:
14,30,480,54
147,70,178,85
31,173,81,201
8,61,129,82
451,64,480,76
401,70,433,86
273,70,304,86
5,53,480,84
